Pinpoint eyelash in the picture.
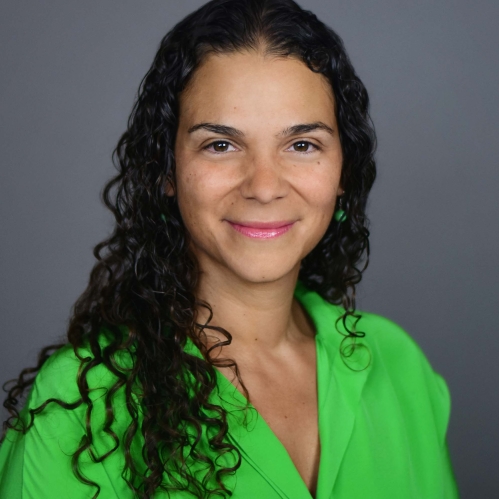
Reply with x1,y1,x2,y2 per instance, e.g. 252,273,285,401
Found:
202,140,322,155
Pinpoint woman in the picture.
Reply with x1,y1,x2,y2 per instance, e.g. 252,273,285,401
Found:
0,0,459,497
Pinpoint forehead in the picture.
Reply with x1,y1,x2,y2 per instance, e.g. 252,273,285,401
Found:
178,50,336,125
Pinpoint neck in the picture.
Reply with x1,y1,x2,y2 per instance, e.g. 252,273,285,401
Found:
193,270,315,356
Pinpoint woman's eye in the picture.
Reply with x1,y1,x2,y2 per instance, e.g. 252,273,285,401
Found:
203,140,321,154
289,141,321,154
203,141,237,154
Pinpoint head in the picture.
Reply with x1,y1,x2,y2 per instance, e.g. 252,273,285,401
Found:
113,0,375,307
4,1,376,497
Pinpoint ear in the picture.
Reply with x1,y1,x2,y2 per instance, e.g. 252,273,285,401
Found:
164,175,175,197
336,178,344,197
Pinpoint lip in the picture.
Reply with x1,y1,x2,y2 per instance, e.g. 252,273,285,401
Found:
227,220,296,229
226,220,296,239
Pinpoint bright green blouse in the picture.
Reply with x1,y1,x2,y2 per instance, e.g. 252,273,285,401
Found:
0,280,459,498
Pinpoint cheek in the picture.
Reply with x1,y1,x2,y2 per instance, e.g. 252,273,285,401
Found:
175,168,201,225
180,159,236,200
176,166,224,228
304,168,340,214
315,193,337,226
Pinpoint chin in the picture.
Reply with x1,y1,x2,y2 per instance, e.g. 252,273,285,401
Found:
229,262,298,284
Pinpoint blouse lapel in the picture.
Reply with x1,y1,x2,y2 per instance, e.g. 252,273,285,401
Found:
294,282,373,499
315,340,371,499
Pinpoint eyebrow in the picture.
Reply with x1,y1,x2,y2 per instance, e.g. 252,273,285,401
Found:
187,121,335,139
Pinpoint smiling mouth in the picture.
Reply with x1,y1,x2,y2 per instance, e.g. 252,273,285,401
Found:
226,220,295,239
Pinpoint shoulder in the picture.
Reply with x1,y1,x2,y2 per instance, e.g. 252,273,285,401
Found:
27,343,86,408
354,310,451,436
298,283,448,391
356,310,429,362
315,298,452,436
297,282,432,367
1,333,136,499
14,329,137,462
322,303,440,376
27,328,133,411
354,310,444,382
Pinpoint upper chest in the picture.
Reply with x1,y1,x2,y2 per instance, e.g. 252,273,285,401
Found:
218,340,320,497
250,373,321,497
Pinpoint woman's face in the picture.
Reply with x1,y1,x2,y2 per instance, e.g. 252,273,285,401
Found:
171,50,343,285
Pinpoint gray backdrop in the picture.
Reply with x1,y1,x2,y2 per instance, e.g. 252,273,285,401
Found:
1,0,498,496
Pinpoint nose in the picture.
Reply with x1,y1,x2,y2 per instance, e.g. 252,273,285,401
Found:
240,151,288,204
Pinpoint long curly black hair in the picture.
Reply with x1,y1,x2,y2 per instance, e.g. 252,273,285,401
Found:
2,0,376,497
